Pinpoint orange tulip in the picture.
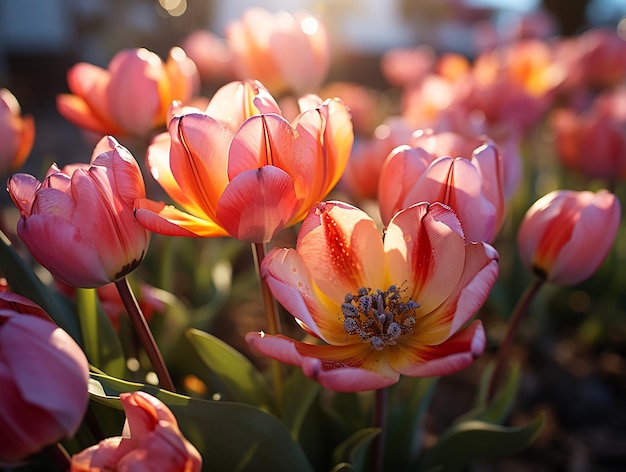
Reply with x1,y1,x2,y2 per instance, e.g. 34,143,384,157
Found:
378,130,505,243
71,391,201,472
226,7,330,96
0,291,89,464
518,189,621,286
246,201,498,392
0,88,35,176
135,80,353,243
57,47,200,138
8,136,151,288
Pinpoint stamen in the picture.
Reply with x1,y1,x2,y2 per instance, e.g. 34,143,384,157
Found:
341,284,420,349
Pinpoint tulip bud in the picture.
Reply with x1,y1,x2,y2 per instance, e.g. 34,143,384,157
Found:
70,391,202,471
0,292,89,464
8,136,151,288
517,189,621,286
0,88,35,176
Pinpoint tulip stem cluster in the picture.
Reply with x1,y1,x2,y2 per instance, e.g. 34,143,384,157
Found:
487,276,545,402
252,242,284,407
114,277,175,392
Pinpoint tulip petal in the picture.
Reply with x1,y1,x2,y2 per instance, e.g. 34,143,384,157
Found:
216,166,299,242
56,94,120,137
296,202,385,303
135,199,229,238
391,320,485,377
7,173,40,216
384,203,465,314
1,315,89,433
261,248,348,344
228,114,298,178
245,332,399,391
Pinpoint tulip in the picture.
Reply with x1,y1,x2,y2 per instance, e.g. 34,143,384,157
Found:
57,47,200,138
517,189,620,286
551,86,626,180
226,7,330,96
246,201,498,392
378,130,505,243
0,291,89,464
71,391,201,472
8,136,150,288
135,80,353,243
0,88,35,176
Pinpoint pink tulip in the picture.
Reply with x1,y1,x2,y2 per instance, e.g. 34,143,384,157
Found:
246,201,498,392
179,30,235,86
551,86,626,180
71,391,201,472
135,80,353,243
8,136,151,288
57,47,200,138
518,190,620,286
0,291,89,464
226,7,330,96
0,88,35,176
378,130,505,243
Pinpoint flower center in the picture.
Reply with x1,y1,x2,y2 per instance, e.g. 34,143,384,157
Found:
341,285,419,351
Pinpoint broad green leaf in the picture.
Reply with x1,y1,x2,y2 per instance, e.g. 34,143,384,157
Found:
456,362,521,425
282,368,321,440
0,232,81,342
76,288,126,378
185,328,275,411
332,427,380,472
386,376,439,469
88,372,314,472
416,413,546,472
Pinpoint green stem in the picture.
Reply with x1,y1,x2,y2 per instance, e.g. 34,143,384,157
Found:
371,387,388,472
114,277,175,392
75,288,99,365
252,242,284,409
487,276,544,402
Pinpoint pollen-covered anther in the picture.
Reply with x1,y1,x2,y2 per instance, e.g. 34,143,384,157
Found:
341,285,420,350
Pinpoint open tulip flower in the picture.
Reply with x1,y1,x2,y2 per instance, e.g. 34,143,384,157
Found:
57,47,200,138
246,201,498,392
518,189,621,286
8,136,151,288
0,291,89,464
135,80,353,243
226,7,331,96
378,129,505,243
0,88,35,176
71,391,201,471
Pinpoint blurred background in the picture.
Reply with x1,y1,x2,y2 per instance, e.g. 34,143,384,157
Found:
3,1,626,470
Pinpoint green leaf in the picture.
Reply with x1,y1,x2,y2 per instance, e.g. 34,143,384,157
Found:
185,328,275,411
0,232,81,342
416,413,546,472
386,376,439,469
282,368,321,440
88,372,314,472
456,362,521,425
332,427,380,472
76,288,126,378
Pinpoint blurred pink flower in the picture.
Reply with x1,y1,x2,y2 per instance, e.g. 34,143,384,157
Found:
8,136,151,288
179,30,235,87
518,189,620,286
0,88,35,176
135,80,353,243
70,391,201,472
380,45,436,88
57,47,200,138
226,7,330,96
0,291,89,464
340,116,414,200
551,86,626,180
246,201,498,392
378,130,505,243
